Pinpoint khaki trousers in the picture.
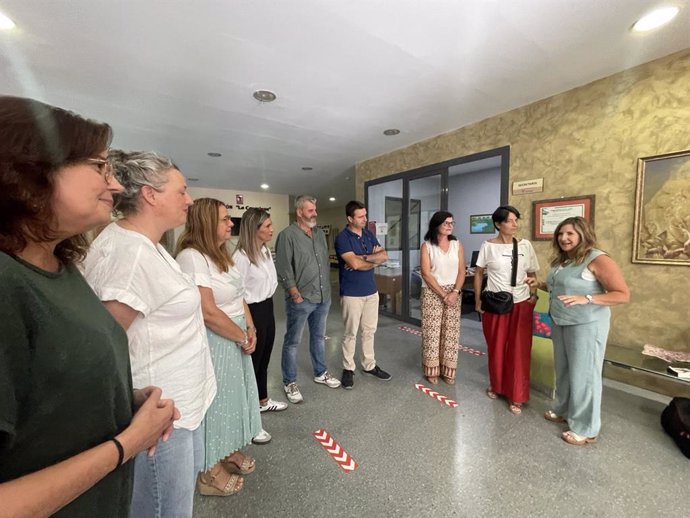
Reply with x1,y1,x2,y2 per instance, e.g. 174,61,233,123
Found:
341,293,379,371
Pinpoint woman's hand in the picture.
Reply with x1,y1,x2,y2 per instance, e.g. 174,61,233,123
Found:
118,387,179,460
557,294,589,307
525,277,539,289
443,290,460,306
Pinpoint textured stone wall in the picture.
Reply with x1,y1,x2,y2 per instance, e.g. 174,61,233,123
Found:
357,49,690,352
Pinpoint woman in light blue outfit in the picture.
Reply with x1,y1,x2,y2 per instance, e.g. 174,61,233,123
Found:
528,217,629,446
176,198,262,496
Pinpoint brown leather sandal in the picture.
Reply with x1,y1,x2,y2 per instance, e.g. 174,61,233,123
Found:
544,410,566,423
442,376,456,385
425,375,439,384
222,452,256,475
197,471,243,496
509,402,522,415
486,388,498,399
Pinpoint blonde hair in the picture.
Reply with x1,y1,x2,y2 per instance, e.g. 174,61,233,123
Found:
235,207,271,265
551,216,598,266
175,197,233,272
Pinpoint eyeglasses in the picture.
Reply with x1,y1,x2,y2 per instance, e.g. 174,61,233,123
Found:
86,158,114,183
442,221,455,226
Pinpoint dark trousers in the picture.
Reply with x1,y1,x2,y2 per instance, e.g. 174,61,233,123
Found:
249,297,276,401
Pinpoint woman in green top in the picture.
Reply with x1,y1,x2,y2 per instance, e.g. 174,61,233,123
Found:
527,217,629,446
0,96,177,517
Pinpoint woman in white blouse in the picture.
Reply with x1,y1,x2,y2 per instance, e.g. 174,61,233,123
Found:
473,205,539,415
420,211,466,385
84,151,217,517
176,198,264,497
233,208,288,413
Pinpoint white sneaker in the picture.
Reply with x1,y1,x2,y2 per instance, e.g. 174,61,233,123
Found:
284,382,303,404
259,398,288,413
313,371,341,388
251,428,272,445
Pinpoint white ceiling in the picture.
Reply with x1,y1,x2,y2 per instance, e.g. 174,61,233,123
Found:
1,1,689,203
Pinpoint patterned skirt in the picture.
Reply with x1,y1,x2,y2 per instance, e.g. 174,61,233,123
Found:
203,315,262,470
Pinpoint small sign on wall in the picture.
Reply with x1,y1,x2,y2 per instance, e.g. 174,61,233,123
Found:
376,222,388,235
513,178,544,195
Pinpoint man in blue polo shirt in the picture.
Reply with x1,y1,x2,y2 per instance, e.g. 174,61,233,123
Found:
334,200,392,389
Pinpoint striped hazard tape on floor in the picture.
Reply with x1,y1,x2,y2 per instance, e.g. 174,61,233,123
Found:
399,325,486,356
415,383,459,408
313,429,358,473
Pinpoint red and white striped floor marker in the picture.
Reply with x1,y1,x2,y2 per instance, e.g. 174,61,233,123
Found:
399,325,486,356
415,383,459,408
312,429,358,473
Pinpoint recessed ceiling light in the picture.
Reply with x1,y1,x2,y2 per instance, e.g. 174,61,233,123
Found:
187,177,199,182
207,152,222,157
383,129,400,136
329,197,336,202
253,90,277,102
301,166,313,171
0,11,16,30
260,183,269,190
632,6,679,32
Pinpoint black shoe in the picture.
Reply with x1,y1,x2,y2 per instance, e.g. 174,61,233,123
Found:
363,365,392,381
341,369,354,389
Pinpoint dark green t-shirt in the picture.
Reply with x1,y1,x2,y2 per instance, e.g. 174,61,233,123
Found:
0,252,134,517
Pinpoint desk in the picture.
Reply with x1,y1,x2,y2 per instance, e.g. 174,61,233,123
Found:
374,267,402,315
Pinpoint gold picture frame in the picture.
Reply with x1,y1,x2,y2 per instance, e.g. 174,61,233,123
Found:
632,150,690,265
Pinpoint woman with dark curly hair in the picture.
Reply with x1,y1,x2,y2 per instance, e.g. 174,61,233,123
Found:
0,96,176,518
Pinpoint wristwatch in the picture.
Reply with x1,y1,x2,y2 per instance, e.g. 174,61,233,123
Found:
585,294,594,304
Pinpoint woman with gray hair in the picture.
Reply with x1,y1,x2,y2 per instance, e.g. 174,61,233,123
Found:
83,151,218,517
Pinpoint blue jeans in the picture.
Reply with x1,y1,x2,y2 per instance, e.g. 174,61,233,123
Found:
281,297,330,385
130,425,204,518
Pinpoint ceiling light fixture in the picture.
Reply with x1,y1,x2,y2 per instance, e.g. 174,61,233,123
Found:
0,10,16,30
207,152,222,157
383,129,400,136
301,166,313,171
253,90,277,102
632,6,679,32
260,183,269,190
329,197,336,202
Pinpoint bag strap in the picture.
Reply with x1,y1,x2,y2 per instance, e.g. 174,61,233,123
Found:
510,238,518,287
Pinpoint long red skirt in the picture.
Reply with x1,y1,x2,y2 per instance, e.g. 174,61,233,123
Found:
481,299,534,404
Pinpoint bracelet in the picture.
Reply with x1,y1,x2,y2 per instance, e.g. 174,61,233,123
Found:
111,438,125,468
452,288,460,293
246,325,256,333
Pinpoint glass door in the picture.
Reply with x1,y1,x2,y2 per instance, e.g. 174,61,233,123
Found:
407,173,443,322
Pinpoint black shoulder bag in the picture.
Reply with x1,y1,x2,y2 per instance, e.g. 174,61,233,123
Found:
480,238,517,314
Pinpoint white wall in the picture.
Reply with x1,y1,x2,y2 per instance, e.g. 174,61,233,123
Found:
175,187,290,251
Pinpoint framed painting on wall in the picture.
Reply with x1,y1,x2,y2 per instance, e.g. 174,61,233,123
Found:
632,150,690,265
470,214,494,234
532,195,595,241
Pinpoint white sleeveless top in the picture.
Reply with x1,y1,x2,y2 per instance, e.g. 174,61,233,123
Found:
421,239,460,287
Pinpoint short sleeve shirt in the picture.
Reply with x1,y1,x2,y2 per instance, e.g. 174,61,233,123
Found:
476,239,540,303
177,248,246,318
0,252,134,517
334,227,380,297
83,223,216,430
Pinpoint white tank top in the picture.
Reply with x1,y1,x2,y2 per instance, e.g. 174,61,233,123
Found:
422,240,460,287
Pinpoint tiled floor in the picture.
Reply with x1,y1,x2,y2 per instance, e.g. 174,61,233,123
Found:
193,276,686,518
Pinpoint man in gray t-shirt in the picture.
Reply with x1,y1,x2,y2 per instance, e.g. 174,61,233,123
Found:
275,195,341,403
